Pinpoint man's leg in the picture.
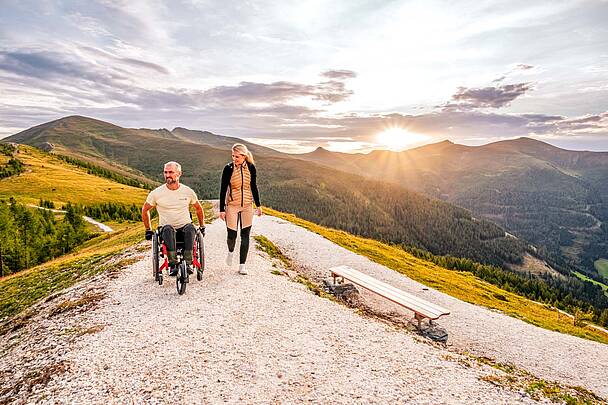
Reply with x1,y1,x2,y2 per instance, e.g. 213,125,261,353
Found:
161,225,178,275
180,223,196,271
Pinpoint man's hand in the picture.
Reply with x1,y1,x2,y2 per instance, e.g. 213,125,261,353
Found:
199,226,206,237
255,207,263,216
145,230,154,240
219,212,226,221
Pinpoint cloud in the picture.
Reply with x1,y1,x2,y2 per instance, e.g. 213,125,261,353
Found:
0,50,120,83
321,70,357,79
447,82,532,109
516,64,534,70
80,46,169,74
202,79,353,105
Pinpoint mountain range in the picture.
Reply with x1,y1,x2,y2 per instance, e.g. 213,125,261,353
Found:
295,138,608,282
6,115,533,272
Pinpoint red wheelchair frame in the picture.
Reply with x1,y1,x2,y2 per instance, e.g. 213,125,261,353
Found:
152,227,205,294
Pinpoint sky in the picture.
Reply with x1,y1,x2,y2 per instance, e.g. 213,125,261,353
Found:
1,0,607,153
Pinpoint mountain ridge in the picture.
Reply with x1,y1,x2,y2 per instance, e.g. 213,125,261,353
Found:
292,135,608,283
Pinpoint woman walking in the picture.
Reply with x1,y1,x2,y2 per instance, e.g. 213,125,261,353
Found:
219,144,262,275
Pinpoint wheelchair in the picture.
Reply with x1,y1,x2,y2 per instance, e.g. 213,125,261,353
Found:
151,226,205,295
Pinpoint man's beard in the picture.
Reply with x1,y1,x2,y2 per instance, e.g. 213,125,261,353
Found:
165,177,176,184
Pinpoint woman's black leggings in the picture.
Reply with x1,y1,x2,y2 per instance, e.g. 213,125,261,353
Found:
227,226,251,264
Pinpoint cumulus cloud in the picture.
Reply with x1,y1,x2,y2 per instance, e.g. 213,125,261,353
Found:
444,82,532,110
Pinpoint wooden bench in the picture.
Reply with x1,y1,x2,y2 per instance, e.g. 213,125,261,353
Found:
329,265,450,328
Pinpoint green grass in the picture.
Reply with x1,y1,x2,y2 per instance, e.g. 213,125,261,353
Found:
595,258,608,280
0,145,149,207
253,235,291,268
265,208,608,344
460,353,604,404
573,271,608,296
254,235,336,300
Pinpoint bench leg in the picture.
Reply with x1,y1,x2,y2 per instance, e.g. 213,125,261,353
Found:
415,313,423,329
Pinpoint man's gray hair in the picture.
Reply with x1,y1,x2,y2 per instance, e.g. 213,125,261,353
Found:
164,161,182,173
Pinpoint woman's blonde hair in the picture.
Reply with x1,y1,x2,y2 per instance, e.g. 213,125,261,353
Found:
232,143,254,164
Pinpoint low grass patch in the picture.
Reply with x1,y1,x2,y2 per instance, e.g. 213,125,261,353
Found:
254,235,291,268
594,258,608,280
450,353,603,403
265,208,608,344
254,235,335,301
50,291,106,316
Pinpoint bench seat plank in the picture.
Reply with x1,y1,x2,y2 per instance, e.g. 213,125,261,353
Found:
333,266,449,316
330,265,450,320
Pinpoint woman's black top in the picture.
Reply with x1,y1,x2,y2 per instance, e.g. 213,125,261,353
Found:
219,161,261,212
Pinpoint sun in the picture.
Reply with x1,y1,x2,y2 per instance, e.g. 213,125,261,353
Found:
375,127,430,151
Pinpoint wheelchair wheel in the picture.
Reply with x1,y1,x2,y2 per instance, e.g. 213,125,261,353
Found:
196,231,205,281
176,262,187,295
152,233,160,282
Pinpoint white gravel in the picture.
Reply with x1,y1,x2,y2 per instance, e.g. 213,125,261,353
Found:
253,215,608,399
1,216,602,403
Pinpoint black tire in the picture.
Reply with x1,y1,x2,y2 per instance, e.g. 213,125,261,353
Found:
176,263,187,295
196,232,205,281
152,233,160,282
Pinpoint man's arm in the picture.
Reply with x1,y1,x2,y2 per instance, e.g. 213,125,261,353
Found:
142,202,154,230
193,200,205,227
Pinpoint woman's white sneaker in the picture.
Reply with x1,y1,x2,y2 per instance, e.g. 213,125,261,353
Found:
239,264,248,275
225,252,234,266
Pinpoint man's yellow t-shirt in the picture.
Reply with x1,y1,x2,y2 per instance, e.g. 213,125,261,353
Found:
146,184,198,228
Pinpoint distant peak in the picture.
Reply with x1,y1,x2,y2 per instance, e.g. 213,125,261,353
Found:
60,115,99,122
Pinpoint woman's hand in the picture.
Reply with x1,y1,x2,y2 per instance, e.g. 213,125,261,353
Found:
256,207,263,216
219,212,226,221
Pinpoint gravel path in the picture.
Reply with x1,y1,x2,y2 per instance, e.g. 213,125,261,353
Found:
253,215,608,399
0,218,554,404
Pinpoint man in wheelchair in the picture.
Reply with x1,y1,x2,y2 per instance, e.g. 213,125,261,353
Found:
142,161,205,276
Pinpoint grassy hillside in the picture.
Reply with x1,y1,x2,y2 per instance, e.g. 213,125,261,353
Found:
596,259,608,279
6,116,160,185
265,208,608,344
0,145,149,207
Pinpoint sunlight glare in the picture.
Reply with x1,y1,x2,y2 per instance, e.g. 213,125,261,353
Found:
375,127,430,151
